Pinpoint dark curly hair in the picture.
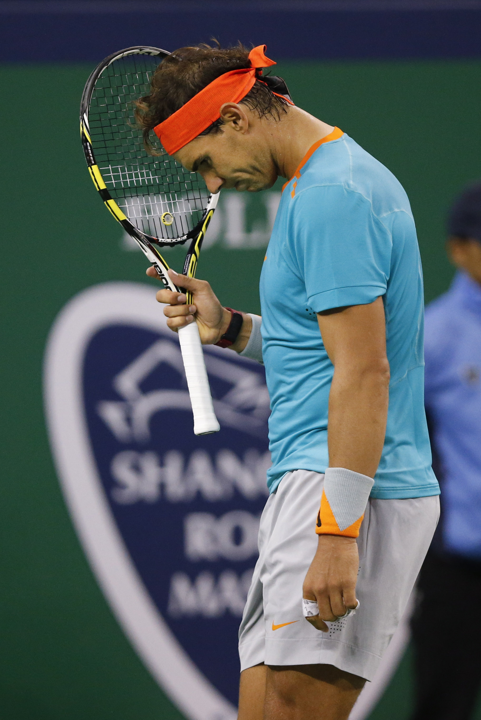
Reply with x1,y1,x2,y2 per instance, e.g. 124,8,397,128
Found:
134,42,291,154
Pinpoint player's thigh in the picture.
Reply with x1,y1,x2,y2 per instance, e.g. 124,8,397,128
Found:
264,663,365,720
238,664,266,720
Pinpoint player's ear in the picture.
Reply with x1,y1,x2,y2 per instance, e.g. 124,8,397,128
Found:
219,103,249,132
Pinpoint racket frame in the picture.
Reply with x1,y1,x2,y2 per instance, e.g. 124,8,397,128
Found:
80,46,221,435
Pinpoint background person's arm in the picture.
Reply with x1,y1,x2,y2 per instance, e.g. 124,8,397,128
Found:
303,296,390,631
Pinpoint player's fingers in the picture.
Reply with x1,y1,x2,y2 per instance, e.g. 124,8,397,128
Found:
341,586,359,611
316,594,338,623
164,304,196,319
166,314,195,331
302,594,328,632
156,289,187,305
168,269,208,293
146,265,177,286
306,615,329,632
303,596,329,632
145,265,186,305
329,589,348,619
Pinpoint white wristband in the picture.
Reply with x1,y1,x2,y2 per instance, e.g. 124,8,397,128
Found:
239,313,263,365
321,467,374,533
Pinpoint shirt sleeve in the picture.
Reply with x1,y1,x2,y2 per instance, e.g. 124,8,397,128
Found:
287,184,392,313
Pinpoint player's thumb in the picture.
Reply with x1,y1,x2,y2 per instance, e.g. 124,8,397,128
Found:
168,269,198,291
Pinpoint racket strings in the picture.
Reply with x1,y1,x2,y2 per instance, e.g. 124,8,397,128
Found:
88,53,210,242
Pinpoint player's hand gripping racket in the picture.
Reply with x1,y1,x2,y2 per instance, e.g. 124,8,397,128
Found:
80,46,220,435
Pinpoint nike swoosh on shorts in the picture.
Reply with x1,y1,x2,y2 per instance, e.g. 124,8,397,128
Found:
271,621,298,631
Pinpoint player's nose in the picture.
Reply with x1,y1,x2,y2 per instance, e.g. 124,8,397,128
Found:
203,172,224,194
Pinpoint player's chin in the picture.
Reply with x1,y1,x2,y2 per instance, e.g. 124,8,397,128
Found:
260,173,279,191
249,178,276,192
235,174,276,192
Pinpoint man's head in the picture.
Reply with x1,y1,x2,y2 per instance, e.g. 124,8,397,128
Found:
134,43,292,192
447,181,481,284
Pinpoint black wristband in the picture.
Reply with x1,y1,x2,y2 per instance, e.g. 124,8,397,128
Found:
215,308,244,348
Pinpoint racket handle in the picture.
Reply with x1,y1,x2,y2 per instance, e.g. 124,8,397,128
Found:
178,322,220,435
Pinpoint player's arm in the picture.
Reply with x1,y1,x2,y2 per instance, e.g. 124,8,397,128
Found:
320,296,389,476
303,296,390,631
146,266,254,352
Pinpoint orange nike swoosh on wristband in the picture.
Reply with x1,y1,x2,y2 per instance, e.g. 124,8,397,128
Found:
271,621,298,631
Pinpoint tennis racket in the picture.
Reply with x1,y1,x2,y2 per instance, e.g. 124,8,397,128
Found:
80,46,220,435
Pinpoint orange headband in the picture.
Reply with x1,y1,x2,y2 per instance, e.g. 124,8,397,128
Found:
154,45,277,155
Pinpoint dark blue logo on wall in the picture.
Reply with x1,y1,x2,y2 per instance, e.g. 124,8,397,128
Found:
81,295,269,708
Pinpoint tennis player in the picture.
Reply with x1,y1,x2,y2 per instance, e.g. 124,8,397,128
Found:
137,44,440,720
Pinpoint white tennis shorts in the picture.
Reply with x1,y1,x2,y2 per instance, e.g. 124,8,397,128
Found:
238,469,439,681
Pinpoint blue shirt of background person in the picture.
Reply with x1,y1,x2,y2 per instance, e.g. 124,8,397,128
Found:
424,182,481,560
260,131,439,500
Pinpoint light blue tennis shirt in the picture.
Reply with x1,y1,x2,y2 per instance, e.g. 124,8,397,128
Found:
260,129,440,499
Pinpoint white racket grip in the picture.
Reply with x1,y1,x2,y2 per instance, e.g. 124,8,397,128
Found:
178,322,220,435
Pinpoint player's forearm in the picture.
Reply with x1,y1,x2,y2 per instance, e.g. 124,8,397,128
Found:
327,362,390,478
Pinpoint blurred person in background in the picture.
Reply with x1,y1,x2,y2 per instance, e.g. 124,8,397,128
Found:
410,182,481,720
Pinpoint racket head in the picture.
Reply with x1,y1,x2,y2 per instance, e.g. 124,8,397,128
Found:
80,46,213,248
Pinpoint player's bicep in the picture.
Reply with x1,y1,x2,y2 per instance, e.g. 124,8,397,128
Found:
317,297,388,372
